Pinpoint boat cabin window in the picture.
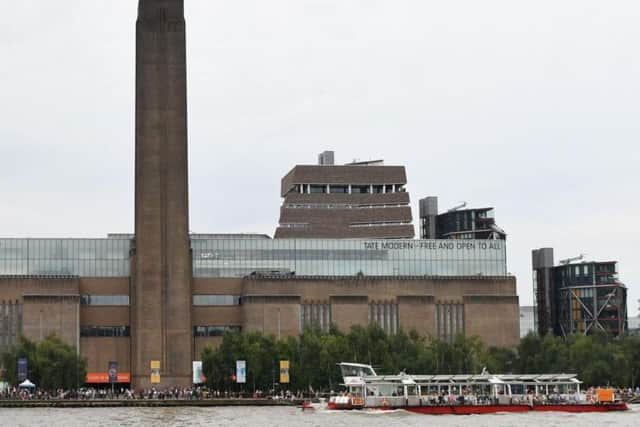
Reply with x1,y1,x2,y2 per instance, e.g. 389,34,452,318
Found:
543,383,571,395
406,385,419,396
495,384,509,395
470,384,492,397
348,386,364,397
340,364,375,378
374,384,396,397
510,384,525,395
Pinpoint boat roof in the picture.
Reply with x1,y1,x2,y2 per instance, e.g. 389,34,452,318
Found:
358,373,581,384
336,362,582,385
338,362,376,369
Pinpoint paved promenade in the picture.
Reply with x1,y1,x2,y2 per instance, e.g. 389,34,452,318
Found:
0,398,298,408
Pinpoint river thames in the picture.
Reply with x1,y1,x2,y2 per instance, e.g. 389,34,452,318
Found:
1,405,639,426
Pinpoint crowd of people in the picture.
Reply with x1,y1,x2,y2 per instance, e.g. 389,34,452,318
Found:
1,384,639,402
355,385,640,406
0,386,311,401
619,387,640,401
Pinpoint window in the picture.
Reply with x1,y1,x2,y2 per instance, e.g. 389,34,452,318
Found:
329,185,348,194
300,303,331,332
0,300,21,352
193,325,241,337
372,185,384,193
436,303,464,343
309,185,326,194
385,184,394,193
280,223,308,228
352,185,370,194
350,221,411,228
80,326,130,337
369,302,398,334
192,295,241,306
81,295,129,306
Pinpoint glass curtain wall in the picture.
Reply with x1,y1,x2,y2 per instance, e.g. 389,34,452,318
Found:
0,238,507,279
191,239,507,278
0,238,130,277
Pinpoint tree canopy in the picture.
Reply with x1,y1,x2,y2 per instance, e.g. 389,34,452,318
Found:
201,326,640,392
1,335,87,390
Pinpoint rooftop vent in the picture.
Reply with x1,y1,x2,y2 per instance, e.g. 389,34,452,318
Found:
318,151,335,165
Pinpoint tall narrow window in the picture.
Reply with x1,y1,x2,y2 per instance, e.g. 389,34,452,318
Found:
300,303,331,332
369,301,399,334
436,302,464,342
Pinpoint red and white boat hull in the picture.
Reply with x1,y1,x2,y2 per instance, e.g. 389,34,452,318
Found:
327,402,629,414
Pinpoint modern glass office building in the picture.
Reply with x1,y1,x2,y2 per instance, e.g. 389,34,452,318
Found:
532,248,628,337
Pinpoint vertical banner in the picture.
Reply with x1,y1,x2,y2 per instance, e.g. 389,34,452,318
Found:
108,361,118,384
192,361,205,384
236,360,246,384
17,358,28,382
279,360,290,384
150,360,161,384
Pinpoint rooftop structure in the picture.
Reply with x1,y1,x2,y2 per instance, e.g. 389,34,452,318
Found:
419,197,506,240
275,152,414,239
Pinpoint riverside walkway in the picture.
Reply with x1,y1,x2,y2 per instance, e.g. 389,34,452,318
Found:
0,398,298,408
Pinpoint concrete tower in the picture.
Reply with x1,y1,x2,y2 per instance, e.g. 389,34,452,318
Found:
131,0,192,388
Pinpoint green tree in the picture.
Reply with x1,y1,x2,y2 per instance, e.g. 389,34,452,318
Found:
200,327,640,393
482,346,517,374
516,332,568,373
619,336,640,388
1,334,86,390
516,332,542,373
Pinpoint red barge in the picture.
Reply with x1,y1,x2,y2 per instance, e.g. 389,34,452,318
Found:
327,363,628,415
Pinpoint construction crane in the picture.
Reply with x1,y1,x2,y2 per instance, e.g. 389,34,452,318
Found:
559,254,586,265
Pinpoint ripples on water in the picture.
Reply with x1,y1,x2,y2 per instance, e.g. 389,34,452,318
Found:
2,404,639,427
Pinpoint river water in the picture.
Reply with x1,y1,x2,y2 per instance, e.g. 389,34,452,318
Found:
1,404,639,426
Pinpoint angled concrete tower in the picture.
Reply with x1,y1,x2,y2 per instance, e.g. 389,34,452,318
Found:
131,0,192,388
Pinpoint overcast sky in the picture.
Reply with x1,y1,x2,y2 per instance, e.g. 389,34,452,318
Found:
1,1,638,316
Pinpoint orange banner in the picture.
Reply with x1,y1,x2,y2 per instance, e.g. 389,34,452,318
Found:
86,372,131,384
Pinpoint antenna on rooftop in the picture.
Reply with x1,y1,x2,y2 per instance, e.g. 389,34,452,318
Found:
447,202,467,212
